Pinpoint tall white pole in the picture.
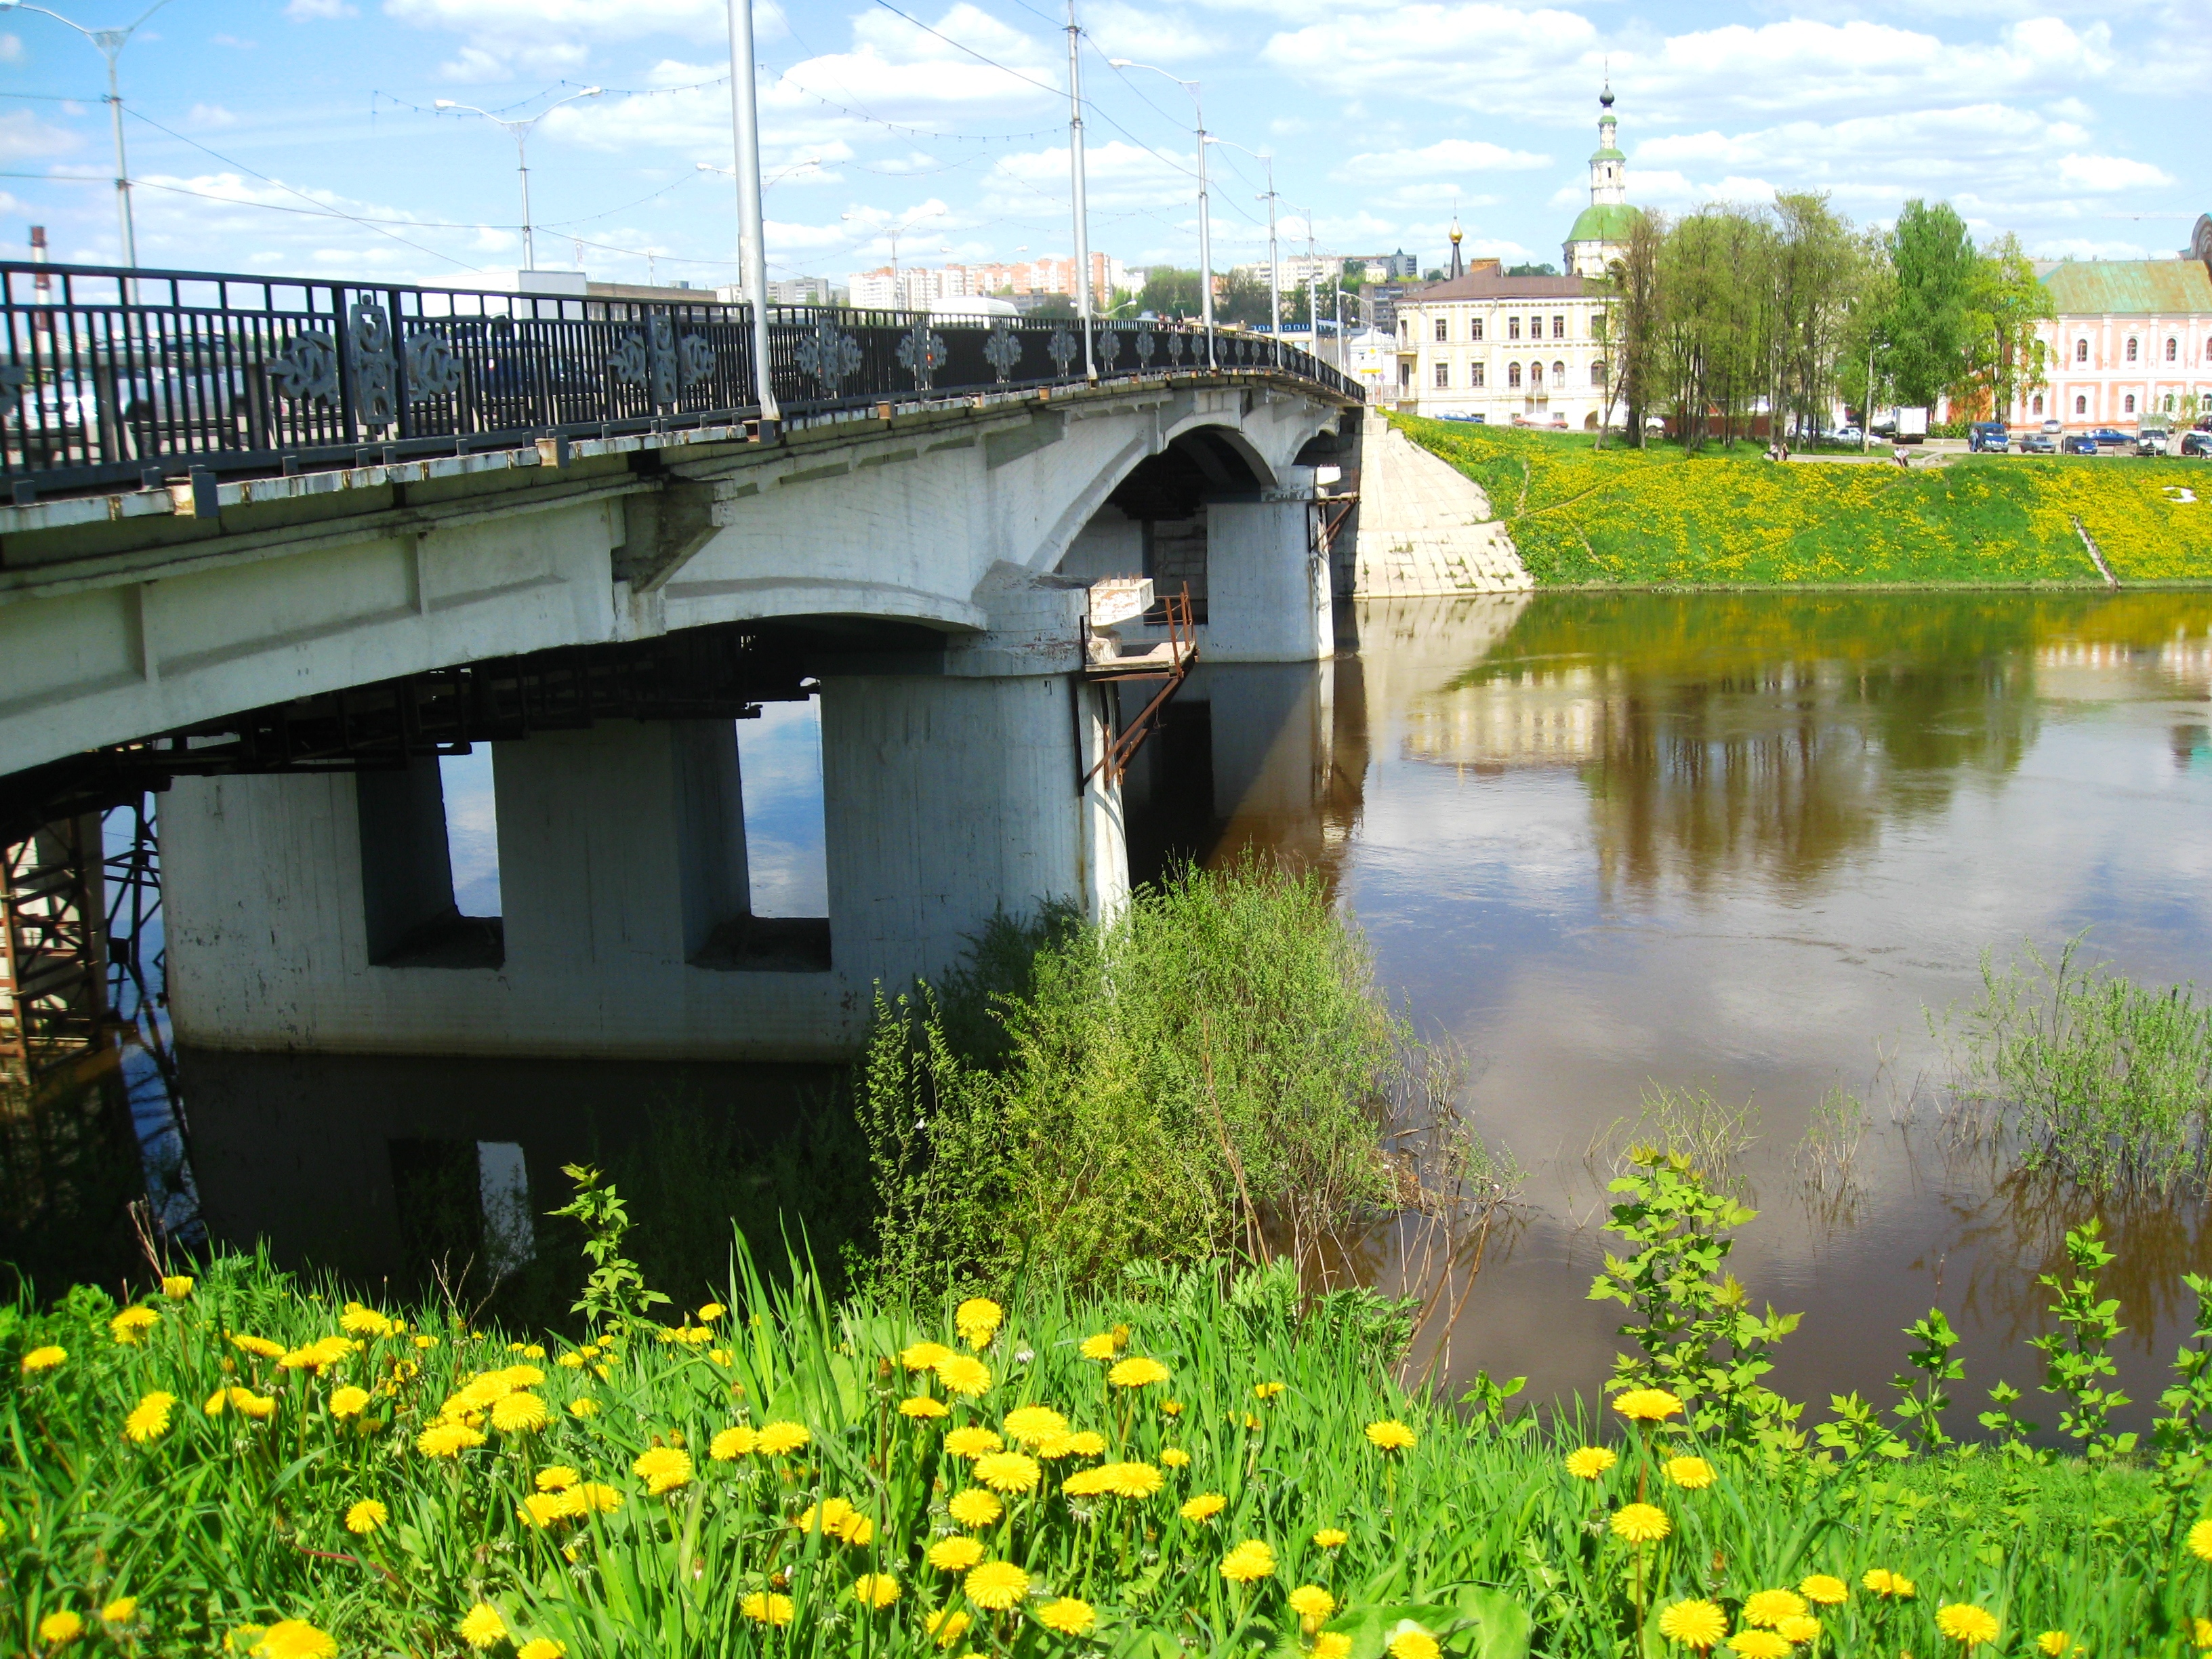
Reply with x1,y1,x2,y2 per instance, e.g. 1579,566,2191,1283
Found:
102,43,136,268
1195,90,1213,369
1065,0,1095,381
1263,156,1279,340
514,129,535,270
726,0,781,427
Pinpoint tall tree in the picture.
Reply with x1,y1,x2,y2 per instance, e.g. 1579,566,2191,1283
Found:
1885,200,1978,409
1610,210,1667,447
1140,268,1203,320
1961,233,2053,421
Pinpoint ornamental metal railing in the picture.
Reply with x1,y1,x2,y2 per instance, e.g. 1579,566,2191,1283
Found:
0,262,1361,499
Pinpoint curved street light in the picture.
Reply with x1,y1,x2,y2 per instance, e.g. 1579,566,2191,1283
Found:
1109,58,1213,369
435,85,604,272
0,0,175,268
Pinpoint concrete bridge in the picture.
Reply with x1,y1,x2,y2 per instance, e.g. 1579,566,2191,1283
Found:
1,262,1362,1078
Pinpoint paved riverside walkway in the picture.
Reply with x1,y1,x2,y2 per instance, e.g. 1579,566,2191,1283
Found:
1349,411,1532,596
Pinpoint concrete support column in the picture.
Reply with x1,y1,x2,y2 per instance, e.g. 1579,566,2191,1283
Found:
1202,466,1332,662
819,667,1125,991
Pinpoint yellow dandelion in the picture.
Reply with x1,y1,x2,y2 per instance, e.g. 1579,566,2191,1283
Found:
1776,1616,1822,1645
230,1388,276,1420
697,1303,725,1321
231,1334,283,1359
633,1446,693,1494
1862,1569,1915,1599
927,1610,971,1649
39,1610,85,1646
901,1340,956,1371
964,1560,1031,1611
1741,1590,1807,1629
100,1599,136,1625
20,1345,66,1374
491,1393,548,1433
852,1573,901,1610
929,1535,987,1572
710,1425,756,1460
328,1385,371,1419
339,1303,394,1337
1002,1405,1069,1444
124,1391,176,1444
1565,1446,1617,1479
944,1425,1004,1459
2193,1519,2212,1563
1289,1585,1337,1632
345,1498,388,1534
516,1642,567,1659
1062,1466,1111,1498
955,1296,1004,1349
1666,1456,1716,1490
1314,1527,1350,1548
1799,1576,1848,1607
899,1395,950,1420
1161,1447,1191,1469
1657,1599,1728,1650
1254,1381,1287,1400
1936,1605,2000,1648
518,1492,569,1528
1612,1387,1685,1422
740,1593,796,1626
415,1422,485,1457
1108,1355,1170,1389
1061,1430,1106,1456
1219,1540,1275,1584
1610,1502,1671,1544
161,1275,194,1300
1039,1597,1097,1636
1364,1419,1416,1452
1160,1399,1183,1417
1389,1626,1440,1659
2192,1620,2210,1652
1079,1332,1120,1359
756,1420,811,1455
567,1398,600,1418
1182,1492,1227,1522
1725,1633,1790,1659
975,1450,1042,1494
257,1622,337,1659
574,1481,621,1513
948,1488,1004,1528
557,1352,585,1369
110,1307,159,1345
1314,1636,1353,1659
459,1603,508,1650
936,1354,993,1396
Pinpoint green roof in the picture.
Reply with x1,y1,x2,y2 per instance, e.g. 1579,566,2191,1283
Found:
1589,145,1626,163
2039,259,2212,316
1565,203,1641,245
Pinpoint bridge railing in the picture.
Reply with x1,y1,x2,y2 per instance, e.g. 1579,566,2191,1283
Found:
0,262,1361,500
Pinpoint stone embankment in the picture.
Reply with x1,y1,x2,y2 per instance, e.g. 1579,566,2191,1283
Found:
1346,409,1532,596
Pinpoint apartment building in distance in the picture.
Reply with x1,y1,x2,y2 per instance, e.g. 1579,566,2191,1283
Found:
846,253,1127,310
2019,215,2212,430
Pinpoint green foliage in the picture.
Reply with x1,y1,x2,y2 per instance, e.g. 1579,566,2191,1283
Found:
853,862,1405,1303
1815,1390,1904,1460
1884,199,1978,407
1891,1307,1964,1456
1979,1378,2041,1450
2152,1274,2212,1511
1946,940,2212,1196
2030,1218,2137,1460
548,1163,669,1332
1586,1147,1803,1454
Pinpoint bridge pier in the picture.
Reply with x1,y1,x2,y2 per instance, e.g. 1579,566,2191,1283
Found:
1200,470,1334,663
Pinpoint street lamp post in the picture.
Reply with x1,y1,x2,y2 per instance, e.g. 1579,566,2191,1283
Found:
435,85,605,272
722,0,779,427
1109,59,1212,369
1,0,173,268
1207,136,1277,342
1065,0,1095,380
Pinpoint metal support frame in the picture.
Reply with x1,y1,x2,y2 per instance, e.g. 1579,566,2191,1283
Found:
0,813,107,1073
1084,585,1197,788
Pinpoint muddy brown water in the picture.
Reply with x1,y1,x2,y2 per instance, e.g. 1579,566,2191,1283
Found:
1146,590,2212,1431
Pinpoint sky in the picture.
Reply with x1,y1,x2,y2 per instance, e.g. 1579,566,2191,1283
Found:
1,0,2205,293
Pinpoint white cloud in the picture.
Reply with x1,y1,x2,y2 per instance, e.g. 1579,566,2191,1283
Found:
285,0,356,18
382,0,787,79
0,32,21,62
2055,153,2172,192
186,104,240,130
1336,138,1551,181
1264,5,1598,119
1084,2,1227,61
0,109,80,163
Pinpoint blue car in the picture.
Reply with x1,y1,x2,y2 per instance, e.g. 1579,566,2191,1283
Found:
2087,428,2133,447
1968,422,2009,453
2062,434,2099,455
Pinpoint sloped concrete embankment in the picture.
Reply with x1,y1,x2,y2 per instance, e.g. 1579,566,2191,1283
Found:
1344,409,1532,596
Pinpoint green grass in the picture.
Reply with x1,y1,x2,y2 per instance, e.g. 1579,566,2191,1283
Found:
9,1237,2212,1659
1393,415,2212,587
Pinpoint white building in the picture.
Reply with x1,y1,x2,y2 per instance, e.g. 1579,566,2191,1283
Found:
846,253,1127,310
2018,216,2212,430
1390,273,1614,428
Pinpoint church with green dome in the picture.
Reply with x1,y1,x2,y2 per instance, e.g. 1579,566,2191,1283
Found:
1562,86,1640,278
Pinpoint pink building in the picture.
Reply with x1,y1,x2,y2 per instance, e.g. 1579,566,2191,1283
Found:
2022,216,2212,429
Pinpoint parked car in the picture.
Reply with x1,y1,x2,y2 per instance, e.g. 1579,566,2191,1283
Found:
2135,428,2171,457
1831,425,1863,445
2062,434,2100,455
2041,419,2064,435
2087,427,2133,447
2182,431,2212,457
2020,431,2057,454
1968,421,2009,453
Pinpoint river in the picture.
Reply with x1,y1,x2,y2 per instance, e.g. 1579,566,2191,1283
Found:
1160,591,2212,1428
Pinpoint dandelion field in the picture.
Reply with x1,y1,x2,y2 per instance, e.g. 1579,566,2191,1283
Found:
14,1153,2212,1659
1395,417,2212,588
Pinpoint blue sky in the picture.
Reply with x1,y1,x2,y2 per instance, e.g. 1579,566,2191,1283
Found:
1,0,2205,290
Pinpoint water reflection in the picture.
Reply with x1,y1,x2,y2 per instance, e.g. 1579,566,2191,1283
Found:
1160,590,2212,1430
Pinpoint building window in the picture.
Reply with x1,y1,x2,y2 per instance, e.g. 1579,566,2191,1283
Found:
1553,360,1565,384
2167,337,2179,363
1434,361,1449,388
1433,317,1448,342
2126,338,2138,363
1552,315,1566,340
2032,394,2043,415
2166,394,2177,413
1507,362,1522,388
2074,394,2087,415
1398,361,1410,389
2124,394,2136,413
1592,360,1606,387
1530,362,1544,389
1471,317,1483,342
1471,363,1486,388
2075,339,2088,363
1509,316,1521,340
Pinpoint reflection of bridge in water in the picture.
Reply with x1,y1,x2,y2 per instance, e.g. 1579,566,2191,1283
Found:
0,260,1362,1279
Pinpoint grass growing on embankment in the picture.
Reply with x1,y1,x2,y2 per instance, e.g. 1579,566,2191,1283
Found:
1393,414,2212,587
10,1197,2212,1659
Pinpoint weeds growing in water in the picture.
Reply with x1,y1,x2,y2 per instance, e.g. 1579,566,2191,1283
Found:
1940,938,2212,1195
1793,1087,1868,1195
1585,1086,1761,1189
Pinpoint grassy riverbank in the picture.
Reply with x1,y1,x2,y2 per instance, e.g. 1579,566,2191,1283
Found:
1393,415,2212,588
